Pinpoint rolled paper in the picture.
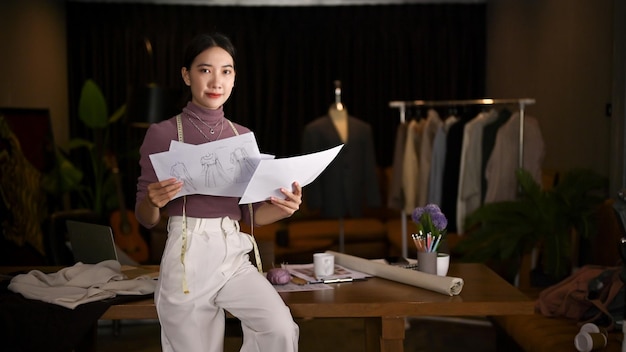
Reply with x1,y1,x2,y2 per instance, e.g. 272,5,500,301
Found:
327,250,464,296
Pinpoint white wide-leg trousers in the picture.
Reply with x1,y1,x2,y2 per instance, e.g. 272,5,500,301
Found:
156,216,299,352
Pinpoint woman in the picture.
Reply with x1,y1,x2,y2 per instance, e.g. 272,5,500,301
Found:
135,32,301,352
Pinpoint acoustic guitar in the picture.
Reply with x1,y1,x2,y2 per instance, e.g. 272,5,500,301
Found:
106,153,149,263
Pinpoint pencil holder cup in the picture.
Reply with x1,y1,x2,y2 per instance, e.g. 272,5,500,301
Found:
417,251,437,275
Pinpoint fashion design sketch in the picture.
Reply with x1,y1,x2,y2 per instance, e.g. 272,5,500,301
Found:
170,161,197,192
231,147,256,183
150,132,344,204
201,150,232,188
151,132,263,199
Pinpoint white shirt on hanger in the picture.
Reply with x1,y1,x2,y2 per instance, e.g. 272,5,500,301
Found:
456,109,498,234
484,112,545,203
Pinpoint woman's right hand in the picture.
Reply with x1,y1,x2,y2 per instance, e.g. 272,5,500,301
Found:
146,177,183,209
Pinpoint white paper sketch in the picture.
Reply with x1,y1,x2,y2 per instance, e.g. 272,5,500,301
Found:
150,133,263,198
238,144,343,204
149,133,343,204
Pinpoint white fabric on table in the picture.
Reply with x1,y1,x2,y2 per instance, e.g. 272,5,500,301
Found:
8,260,156,309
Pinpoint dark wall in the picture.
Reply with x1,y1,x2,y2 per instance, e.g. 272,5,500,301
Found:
66,2,486,167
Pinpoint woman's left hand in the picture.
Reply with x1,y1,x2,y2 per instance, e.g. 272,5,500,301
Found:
269,181,302,217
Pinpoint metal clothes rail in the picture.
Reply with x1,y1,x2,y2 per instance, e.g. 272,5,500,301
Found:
388,98,536,259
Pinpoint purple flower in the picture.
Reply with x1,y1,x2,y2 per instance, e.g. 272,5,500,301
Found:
411,207,425,224
430,211,448,231
424,204,441,215
411,203,447,235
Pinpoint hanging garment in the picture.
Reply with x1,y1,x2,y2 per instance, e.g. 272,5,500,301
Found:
302,114,380,218
416,109,443,208
440,113,471,233
402,119,426,213
484,112,545,203
428,116,459,206
481,109,512,203
456,109,498,234
388,122,408,211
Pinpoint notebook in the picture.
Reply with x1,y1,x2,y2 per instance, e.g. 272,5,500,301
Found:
66,220,119,264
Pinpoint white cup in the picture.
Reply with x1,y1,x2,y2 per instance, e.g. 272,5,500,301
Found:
436,253,450,276
574,331,607,351
314,252,335,278
575,323,608,352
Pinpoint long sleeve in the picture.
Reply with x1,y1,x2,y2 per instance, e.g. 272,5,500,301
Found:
428,116,458,206
456,110,497,234
484,113,545,203
441,116,467,233
402,119,422,213
387,122,408,210
417,109,443,207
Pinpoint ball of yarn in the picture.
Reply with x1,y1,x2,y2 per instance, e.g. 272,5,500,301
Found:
266,268,291,285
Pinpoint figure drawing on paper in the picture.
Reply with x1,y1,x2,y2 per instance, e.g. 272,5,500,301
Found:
231,147,256,183
170,161,196,192
201,151,232,188
150,131,263,199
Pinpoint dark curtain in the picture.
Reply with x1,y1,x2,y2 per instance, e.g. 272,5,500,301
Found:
66,2,485,169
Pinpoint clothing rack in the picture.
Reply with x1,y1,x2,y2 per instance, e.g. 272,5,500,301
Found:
388,98,536,259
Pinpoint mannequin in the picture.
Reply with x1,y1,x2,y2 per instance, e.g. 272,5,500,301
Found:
301,80,380,220
303,81,381,252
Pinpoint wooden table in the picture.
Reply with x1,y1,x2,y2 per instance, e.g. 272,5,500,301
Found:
99,263,534,352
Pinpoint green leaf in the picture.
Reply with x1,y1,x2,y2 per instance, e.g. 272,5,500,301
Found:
456,168,606,280
78,79,109,129
67,137,95,151
41,148,84,195
58,157,84,190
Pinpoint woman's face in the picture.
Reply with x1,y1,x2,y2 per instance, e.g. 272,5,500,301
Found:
181,46,235,110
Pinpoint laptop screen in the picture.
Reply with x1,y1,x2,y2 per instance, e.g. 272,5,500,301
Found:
66,220,119,264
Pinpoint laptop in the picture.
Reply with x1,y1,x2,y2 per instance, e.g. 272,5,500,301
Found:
65,220,159,279
66,220,119,264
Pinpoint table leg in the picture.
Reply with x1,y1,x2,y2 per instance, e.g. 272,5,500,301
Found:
74,322,97,352
364,316,405,352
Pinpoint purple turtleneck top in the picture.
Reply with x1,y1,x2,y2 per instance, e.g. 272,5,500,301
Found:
135,101,258,229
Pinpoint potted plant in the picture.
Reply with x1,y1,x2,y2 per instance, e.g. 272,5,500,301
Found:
455,168,607,284
45,79,126,216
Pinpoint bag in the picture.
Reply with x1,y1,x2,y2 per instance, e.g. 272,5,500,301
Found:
535,265,625,330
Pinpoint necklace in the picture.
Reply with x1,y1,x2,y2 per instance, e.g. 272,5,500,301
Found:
185,112,225,142
186,110,224,135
